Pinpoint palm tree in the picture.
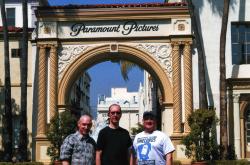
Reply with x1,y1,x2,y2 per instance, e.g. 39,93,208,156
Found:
185,0,208,109
18,0,28,161
0,0,13,161
118,60,162,128
119,60,140,81
219,0,230,159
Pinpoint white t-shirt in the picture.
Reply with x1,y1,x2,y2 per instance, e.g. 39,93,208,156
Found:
133,130,175,165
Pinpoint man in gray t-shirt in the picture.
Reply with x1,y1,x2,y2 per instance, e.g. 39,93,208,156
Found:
132,111,175,165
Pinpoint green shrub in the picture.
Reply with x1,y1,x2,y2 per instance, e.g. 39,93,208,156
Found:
130,123,143,135
0,162,43,165
208,160,250,165
46,111,77,162
181,109,219,161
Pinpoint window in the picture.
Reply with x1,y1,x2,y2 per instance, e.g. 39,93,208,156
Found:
11,48,21,58
6,8,15,27
231,23,250,64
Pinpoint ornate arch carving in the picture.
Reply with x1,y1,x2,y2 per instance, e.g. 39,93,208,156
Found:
58,44,173,105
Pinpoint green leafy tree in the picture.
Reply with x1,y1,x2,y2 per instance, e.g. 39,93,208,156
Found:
130,123,144,136
46,111,77,162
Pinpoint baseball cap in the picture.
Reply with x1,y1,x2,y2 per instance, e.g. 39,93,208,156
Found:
143,111,156,120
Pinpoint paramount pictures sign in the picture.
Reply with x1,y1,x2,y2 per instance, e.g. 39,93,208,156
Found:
58,20,171,38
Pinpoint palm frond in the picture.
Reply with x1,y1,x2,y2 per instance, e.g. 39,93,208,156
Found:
120,60,141,81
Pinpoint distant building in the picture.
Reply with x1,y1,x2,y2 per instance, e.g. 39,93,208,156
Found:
97,86,145,133
143,71,158,121
69,72,91,116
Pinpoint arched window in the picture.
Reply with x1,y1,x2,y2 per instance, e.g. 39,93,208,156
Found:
245,105,250,144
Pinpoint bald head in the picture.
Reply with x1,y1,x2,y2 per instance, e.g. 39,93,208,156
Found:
78,114,93,135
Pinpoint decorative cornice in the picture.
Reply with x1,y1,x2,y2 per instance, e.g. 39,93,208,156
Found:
227,78,250,90
171,40,192,46
233,94,240,103
37,43,58,49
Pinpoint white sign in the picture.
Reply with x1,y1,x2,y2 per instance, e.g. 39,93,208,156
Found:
58,20,171,38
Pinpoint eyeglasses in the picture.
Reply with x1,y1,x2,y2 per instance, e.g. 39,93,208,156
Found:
110,111,121,115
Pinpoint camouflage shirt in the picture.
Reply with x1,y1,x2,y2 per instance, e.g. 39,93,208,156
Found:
60,131,96,165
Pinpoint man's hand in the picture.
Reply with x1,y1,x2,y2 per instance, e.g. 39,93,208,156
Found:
62,160,70,165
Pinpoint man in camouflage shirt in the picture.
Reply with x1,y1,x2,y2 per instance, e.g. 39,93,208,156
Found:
60,114,96,165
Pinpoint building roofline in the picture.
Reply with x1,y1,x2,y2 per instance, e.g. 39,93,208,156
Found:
36,2,189,21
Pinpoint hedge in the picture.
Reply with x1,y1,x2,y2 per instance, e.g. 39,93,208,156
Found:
208,160,250,165
0,162,43,165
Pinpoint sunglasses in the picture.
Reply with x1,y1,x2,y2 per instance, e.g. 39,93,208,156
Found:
110,111,121,115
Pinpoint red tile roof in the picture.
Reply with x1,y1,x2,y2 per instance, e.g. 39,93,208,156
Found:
39,2,187,10
0,26,34,33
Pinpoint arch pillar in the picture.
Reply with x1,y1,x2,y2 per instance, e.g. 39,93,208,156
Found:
35,42,58,163
36,44,47,138
233,94,241,158
35,43,49,163
240,101,249,158
183,41,193,133
49,44,58,120
172,42,182,134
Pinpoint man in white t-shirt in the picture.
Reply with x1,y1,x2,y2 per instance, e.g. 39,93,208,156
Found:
131,111,175,165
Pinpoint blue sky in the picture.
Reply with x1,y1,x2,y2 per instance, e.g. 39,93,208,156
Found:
47,0,162,117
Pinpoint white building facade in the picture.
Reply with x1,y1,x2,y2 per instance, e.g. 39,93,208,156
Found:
190,0,250,159
97,87,145,133
0,0,48,28
69,72,91,115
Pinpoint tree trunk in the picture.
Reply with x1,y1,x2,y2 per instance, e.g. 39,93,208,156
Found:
0,0,13,161
18,0,28,161
220,0,230,159
186,0,208,109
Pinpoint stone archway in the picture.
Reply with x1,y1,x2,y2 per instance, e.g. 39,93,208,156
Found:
240,96,250,158
58,44,173,106
34,3,193,163
35,41,193,163
57,44,174,134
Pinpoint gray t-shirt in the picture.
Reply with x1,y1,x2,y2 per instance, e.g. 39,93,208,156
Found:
133,130,175,165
